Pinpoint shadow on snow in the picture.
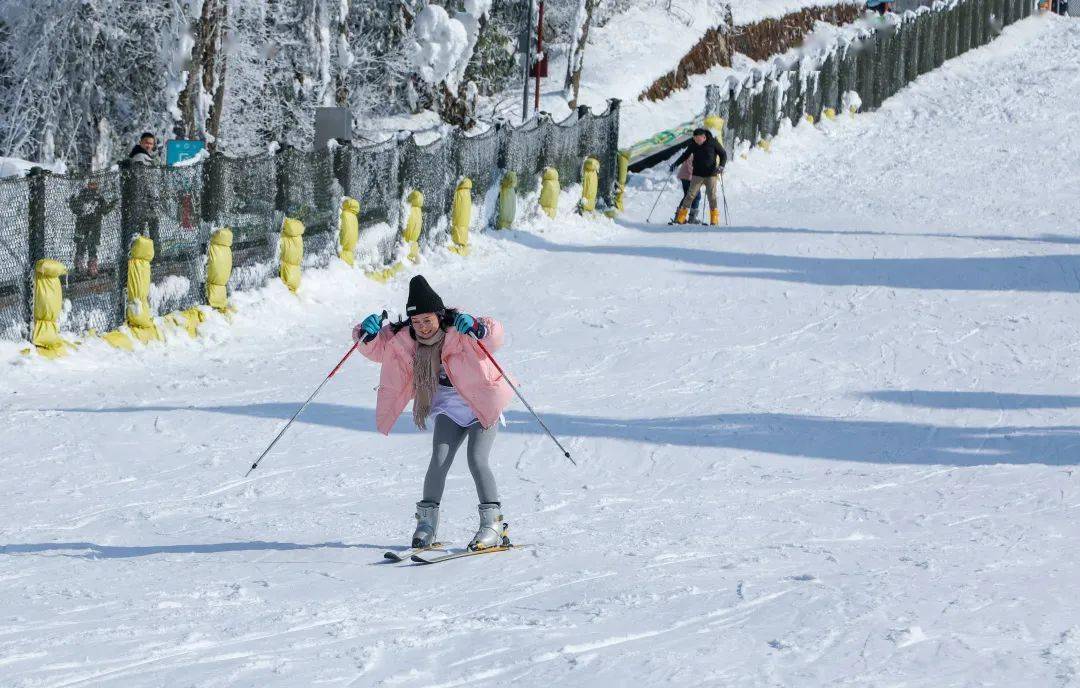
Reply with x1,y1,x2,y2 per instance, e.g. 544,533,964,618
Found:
506,224,1080,293
618,217,1080,247
56,402,1080,467
0,540,394,558
863,389,1080,410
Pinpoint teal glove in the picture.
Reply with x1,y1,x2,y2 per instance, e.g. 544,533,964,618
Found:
353,313,383,343
454,313,476,334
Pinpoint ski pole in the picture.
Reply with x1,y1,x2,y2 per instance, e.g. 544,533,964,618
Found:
720,171,730,226
645,175,672,224
472,337,577,466
244,311,386,477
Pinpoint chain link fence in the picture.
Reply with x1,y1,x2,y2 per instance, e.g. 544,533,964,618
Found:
0,177,31,340
707,0,1035,140
0,100,621,343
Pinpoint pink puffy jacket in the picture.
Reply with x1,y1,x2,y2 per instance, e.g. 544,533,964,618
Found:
358,317,513,435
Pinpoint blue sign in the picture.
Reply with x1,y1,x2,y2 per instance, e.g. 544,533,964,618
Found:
166,139,206,166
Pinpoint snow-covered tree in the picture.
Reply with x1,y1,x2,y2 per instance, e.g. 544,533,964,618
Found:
0,0,599,162
0,0,189,170
564,0,596,110
174,0,230,149
463,0,520,98
344,1,414,122
407,1,499,128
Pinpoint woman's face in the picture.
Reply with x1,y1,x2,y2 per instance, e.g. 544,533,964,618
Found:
411,312,441,339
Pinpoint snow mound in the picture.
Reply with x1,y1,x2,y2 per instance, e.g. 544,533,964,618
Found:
0,156,67,179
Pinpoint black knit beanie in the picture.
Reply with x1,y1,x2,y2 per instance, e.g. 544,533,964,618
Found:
406,275,444,316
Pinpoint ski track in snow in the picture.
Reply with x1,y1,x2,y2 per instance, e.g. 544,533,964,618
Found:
3,15,1080,687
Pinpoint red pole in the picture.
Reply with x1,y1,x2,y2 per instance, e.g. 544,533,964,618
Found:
244,310,385,476
534,1,544,112
244,342,358,476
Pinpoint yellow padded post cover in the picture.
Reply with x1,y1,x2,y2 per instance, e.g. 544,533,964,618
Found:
126,235,160,343
404,190,424,263
540,168,560,219
339,197,360,266
704,115,726,138
615,151,629,213
497,172,517,229
31,259,70,358
280,217,305,292
450,178,472,256
206,228,233,312
580,158,600,213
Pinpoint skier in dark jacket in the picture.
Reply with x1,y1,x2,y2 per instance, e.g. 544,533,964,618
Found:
668,128,727,226
69,179,117,276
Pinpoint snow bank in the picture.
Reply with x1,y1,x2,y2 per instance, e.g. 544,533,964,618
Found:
0,156,67,179
727,0,861,24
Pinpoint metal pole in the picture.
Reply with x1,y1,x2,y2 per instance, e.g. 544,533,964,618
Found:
720,171,730,226
522,0,535,122
474,337,576,466
646,176,672,224
244,311,385,477
534,1,545,113
244,342,358,477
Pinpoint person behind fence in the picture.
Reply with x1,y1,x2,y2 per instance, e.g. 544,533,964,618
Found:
128,132,157,165
127,132,161,246
671,156,704,225
669,127,727,227
352,275,514,553
69,179,117,277
866,0,893,14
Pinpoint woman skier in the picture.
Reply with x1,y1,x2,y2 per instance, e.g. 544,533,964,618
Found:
353,275,513,551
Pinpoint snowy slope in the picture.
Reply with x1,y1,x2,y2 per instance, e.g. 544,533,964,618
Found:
3,13,1080,688
537,0,734,145
511,0,859,144
725,0,859,23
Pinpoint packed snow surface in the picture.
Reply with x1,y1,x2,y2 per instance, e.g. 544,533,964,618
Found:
3,15,1080,687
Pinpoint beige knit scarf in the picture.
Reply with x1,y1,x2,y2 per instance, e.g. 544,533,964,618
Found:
412,327,446,429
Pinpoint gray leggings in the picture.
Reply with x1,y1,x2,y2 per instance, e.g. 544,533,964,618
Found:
422,415,500,504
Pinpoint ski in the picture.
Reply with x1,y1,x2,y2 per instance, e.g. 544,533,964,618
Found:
383,543,446,562
410,543,526,565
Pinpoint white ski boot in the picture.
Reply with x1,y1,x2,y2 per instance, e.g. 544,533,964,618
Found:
468,502,508,551
412,501,440,548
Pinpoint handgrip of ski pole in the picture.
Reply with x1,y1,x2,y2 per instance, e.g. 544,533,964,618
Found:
361,310,389,344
